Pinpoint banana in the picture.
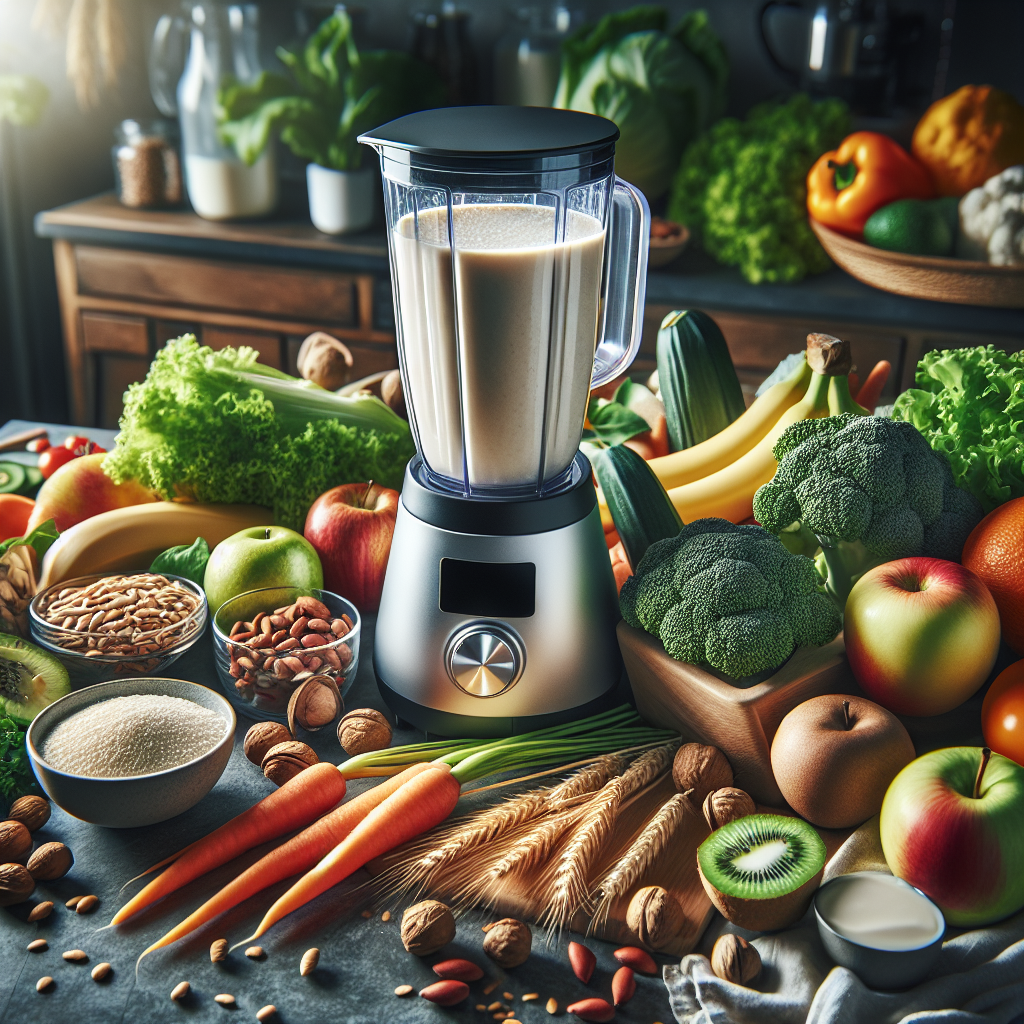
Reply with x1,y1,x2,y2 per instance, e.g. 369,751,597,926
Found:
39,502,271,588
646,357,811,490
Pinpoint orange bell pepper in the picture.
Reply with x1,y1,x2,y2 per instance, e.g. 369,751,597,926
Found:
807,131,934,236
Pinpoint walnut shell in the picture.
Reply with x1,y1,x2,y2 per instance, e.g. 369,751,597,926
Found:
337,708,392,755
26,842,73,881
380,370,406,419
0,819,31,862
244,721,292,767
262,741,319,787
8,795,50,832
288,676,342,735
482,917,532,968
711,933,761,986
672,743,733,809
400,899,455,956
296,331,353,390
703,787,756,831
0,862,34,906
625,885,686,950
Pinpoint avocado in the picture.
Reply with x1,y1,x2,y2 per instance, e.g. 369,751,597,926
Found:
0,634,70,726
864,198,957,257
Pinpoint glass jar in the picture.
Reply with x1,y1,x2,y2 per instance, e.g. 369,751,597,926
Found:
494,5,581,108
112,120,183,208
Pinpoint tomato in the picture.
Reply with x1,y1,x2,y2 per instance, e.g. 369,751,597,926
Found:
0,494,35,543
982,660,1024,767
38,445,76,478
27,436,50,453
63,434,91,450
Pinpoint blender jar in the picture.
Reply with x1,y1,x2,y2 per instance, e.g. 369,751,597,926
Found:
360,106,648,498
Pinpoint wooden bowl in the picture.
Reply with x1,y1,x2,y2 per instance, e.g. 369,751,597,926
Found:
810,218,1024,308
648,220,690,268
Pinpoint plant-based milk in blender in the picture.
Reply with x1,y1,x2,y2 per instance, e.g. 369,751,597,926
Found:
360,107,649,735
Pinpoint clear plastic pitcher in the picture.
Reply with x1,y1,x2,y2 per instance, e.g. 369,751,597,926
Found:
360,106,648,498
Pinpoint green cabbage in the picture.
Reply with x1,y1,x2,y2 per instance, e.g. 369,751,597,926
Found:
892,345,1024,513
554,6,728,201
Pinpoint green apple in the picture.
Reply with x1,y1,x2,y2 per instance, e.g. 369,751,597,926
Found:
204,526,323,615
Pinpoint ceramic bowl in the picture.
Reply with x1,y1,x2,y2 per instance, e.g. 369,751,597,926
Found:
26,677,235,828
814,871,945,990
648,219,690,268
211,586,360,721
29,573,208,689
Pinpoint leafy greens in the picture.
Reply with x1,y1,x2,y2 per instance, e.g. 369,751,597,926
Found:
893,345,1024,513
554,6,728,201
151,538,211,586
104,336,414,531
0,716,34,807
217,11,444,170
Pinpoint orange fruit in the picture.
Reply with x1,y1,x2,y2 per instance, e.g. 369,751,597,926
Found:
0,494,35,543
982,660,1024,766
962,497,1024,655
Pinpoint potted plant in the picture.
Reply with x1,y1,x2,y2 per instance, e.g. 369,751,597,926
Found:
217,13,443,234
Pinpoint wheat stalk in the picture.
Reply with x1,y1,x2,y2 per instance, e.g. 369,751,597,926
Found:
590,793,689,928
96,0,126,86
540,742,677,933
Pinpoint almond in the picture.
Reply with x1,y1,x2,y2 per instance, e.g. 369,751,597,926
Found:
432,958,484,982
394,984,414,996
214,993,236,1007
91,963,112,982
611,966,635,1005
75,894,99,914
300,947,319,976
568,940,596,983
36,976,54,993
566,997,615,1021
419,979,469,1006
27,901,53,922
613,945,657,975
256,1007,277,1023
170,981,190,1001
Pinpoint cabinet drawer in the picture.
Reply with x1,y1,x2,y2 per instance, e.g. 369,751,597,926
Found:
81,311,149,355
203,326,282,369
75,246,357,325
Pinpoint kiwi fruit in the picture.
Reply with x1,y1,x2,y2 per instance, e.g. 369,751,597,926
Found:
697,814,825,931
0,635,70,726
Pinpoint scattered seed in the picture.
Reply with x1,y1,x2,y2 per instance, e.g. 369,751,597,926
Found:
27,939,48,952
91,963,112,981
170,981,190,1002
210,938,229,963
244,946,264,960
65,895,84,909
381,910,391,922
28,902,53,922
504,991,514,1000
546,997,558,1014
488,1002,504,1011
394,984,414,996
492,1015,505,1021
361,909,372,919
256,1006,277,1023
214,993,236,1007
522,993,539,1001
483,980,499,995
62,950,88,963
476,1006,487,1012
36,976,53,993
75,895,99,914
300,947,319,976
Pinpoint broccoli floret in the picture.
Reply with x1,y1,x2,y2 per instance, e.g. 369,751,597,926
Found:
753,415,985,605
621,518,840,682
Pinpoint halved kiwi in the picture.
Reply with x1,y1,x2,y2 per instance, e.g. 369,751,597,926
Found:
697,814,826,931
0,634,70,726
0,462,26,494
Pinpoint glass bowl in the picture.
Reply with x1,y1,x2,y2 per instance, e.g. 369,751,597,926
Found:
211,586,361,721
29,573,208,689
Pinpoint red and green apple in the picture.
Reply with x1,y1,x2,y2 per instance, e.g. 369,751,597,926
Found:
844,557,1000,717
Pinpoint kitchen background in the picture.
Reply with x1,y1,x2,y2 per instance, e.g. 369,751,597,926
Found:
0,0,1021,424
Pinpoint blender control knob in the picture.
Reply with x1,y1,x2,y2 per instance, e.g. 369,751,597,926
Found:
447,626,521,697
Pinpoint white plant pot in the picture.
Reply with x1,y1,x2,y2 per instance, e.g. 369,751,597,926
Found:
307,163,375,235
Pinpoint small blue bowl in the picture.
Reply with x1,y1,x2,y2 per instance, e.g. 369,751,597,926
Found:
814,871,945,990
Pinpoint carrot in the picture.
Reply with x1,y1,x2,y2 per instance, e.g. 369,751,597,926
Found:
137,763,430,958
111,761,346,926
854,360,891,412
245,763,461,941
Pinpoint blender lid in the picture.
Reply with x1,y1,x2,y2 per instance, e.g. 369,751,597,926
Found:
358,105,619,160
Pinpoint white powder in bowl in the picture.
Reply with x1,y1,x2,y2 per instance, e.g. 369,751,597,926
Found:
41,694,228,777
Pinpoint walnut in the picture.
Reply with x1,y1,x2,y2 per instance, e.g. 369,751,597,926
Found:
672,743,733,809
288,676,343,735
244,721,292,767
8,795,50,832
337,708,392,755
703,787,756,831
262,741,319,786
0,819,31,862
482,917,532,968
0,542,37,637
626,885,686,950
26,842,73,881
0,862,34,906
711,933,761,986
380,370,406,419
296,332,353,390
400,899,455,956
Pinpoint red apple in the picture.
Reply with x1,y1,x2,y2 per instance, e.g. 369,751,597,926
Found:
304,482,398,612
844,557,1001,717
881,746,1024,926
26,454,159,533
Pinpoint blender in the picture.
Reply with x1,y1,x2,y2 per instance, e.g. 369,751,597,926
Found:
359,106,649,736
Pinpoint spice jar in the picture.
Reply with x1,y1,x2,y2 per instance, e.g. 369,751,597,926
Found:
112,120,183,208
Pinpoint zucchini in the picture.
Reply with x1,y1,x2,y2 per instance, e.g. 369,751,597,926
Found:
656,309,746,451
592,445,682,571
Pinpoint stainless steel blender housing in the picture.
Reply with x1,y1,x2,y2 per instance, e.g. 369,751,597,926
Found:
360,107,649,736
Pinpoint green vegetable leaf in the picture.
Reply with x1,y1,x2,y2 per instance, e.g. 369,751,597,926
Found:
150,537,211,586
0,75,49,126
0,519,59,561
586,397,651,447
0,717,34,805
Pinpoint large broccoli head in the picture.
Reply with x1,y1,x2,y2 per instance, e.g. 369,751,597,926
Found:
619,519,841,681
753,414,984,602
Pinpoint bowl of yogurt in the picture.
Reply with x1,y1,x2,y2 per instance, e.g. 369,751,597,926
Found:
814,871,945,990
